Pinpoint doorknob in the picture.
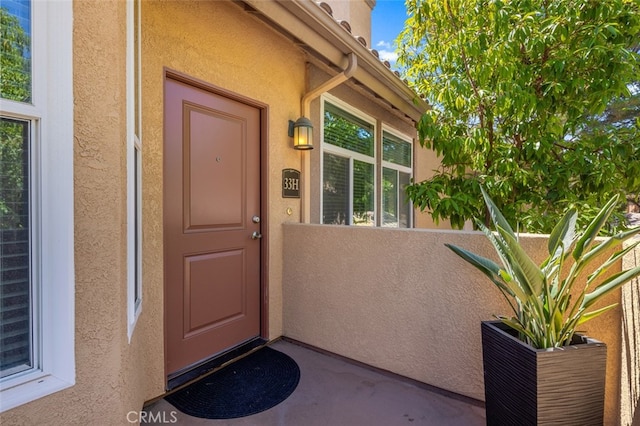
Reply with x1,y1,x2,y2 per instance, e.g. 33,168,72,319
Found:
251,231,262,240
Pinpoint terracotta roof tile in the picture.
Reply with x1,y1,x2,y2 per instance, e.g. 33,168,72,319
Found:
318,2,333,16
338,20,352,33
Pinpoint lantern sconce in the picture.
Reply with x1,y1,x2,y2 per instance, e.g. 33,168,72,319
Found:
288,117,314,150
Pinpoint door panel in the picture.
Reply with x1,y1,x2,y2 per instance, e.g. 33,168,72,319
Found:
164,77,261,377
185,106,243,229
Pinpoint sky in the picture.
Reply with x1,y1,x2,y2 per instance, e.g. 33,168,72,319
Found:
370,0,409,68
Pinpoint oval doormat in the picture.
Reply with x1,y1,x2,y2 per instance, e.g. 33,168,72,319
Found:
165,346,300,419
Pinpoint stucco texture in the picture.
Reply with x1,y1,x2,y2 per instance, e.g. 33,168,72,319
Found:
1,0,308,424
324,0,374,44
142,0,306,347
620,241,640,425
1,1,163,425
283,224,632,425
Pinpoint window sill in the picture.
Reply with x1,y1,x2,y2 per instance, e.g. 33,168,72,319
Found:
0,373,74,413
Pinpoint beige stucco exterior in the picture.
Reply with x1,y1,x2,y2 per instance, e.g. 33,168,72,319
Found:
0,0,426,424
282,224,639,425
325,0,376,44
142,0,308,342
621,240,640,426
1,1,637,425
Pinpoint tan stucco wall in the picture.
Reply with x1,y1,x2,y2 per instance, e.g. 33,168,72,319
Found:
142,0,306,347
412,143,456,229
0,1,164,424
0,1,308,424
324,0,374,44
282,224,628,425
620,242,640,425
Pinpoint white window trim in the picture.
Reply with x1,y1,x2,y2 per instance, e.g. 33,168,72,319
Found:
381,125,413,175
381,125,414,228
126,0,143,341
0,1,75,412
320,94,377,225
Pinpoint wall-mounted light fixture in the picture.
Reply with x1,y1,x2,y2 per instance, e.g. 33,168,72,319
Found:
288,117,314,150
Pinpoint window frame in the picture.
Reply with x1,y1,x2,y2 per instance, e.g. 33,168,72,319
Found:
0,0,75,412
381,126,414,228
126,0,143,341
320,95,415,228
320,94,377,226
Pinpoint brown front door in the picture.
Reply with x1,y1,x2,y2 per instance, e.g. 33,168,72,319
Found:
164,76,262,378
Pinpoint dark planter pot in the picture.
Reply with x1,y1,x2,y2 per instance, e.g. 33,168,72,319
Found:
481,320,607,426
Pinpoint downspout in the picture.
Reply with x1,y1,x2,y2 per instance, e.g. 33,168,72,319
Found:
301,52,358,223
301,52,358,118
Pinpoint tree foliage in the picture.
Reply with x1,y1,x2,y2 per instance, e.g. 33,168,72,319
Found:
323,107,375,224
1,7,31,229
398,0,640,233
1,7,30,102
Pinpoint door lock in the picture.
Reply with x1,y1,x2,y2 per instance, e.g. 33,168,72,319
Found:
251,231,262,240
252,216,260,223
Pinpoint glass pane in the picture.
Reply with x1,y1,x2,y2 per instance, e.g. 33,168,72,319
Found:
0,117,32,377
399,171,412,228
324,103,374,157
323,153,349,225
0,2,32,102
382,168,398,227
353,160,374,226
382,132,411,167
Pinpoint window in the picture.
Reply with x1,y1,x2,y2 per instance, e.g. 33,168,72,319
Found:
382,130,413,228
0,1,75,412
322,99,376,226
321,96,413,227
126,0,142,340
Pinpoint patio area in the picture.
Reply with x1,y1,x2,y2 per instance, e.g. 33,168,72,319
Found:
142,339,486,425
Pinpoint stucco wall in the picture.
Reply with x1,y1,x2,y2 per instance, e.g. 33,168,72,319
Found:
0,1,164,424
0,1,309,424
324,0,374,44
620,241,640,425
412,144,456,229
283,224,629,425
142,0,306,354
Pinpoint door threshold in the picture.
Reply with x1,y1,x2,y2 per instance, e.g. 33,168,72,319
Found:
167,337,267,391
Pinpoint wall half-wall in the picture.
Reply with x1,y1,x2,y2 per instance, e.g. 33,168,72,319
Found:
283,223,637,425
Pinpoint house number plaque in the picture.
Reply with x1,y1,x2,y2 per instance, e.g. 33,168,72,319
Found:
282,169,300,198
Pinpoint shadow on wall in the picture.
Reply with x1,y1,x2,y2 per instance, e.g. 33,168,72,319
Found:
621,241,640,425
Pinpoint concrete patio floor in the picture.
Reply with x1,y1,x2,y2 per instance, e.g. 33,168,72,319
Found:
143,339,486,425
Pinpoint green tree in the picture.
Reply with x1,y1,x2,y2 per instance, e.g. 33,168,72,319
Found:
323,106,375,224
398,0,640,233
1,7,30,102
1,7,31,229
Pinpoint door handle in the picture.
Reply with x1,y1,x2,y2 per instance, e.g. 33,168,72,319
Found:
251,231,262,240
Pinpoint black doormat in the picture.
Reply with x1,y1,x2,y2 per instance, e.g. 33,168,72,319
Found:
165,346,300,419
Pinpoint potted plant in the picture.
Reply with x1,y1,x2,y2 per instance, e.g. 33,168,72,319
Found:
446,187,640,425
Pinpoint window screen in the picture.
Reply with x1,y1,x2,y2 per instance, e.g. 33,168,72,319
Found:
323,153,349,225
0,117,32,378
324,103,374,157
382,131,413,228
383,132,411,167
